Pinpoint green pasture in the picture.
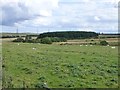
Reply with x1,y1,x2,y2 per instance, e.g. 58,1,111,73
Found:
2,42,119,88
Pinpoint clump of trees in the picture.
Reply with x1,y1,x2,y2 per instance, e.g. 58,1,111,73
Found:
12,31,98,44
13,36,67,44
37,31,98,39
40,37,67,44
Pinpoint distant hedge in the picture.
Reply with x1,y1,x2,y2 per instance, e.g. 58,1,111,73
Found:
1,36,19,38
37,31,98,39
13,37,67,44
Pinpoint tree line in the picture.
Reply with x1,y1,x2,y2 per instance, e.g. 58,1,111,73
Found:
37,31,98,39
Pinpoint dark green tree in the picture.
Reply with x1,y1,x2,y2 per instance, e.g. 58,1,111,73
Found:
100,40,108,46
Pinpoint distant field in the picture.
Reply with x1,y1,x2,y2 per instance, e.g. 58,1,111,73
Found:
1,38,17,42
2,38,119,88
2,33,38,36
1,33,38,39
56,38,118,46
99,34,119,38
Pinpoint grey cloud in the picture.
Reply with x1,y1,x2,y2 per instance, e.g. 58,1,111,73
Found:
1,3,29,26
1,2,41,26
1,0,117,33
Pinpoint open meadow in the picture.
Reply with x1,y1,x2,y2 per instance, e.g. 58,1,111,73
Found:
2,38,119,88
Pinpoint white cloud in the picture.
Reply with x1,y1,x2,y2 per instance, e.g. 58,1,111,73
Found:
78,28,95,32
39,10,52,17
20,0,59,15
0,0,59,26
94,16,101,21
1,0,118,33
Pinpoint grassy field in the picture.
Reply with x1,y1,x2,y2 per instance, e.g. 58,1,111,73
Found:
2,39,119,88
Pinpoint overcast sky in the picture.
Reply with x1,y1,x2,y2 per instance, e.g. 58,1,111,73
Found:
0,0,119,33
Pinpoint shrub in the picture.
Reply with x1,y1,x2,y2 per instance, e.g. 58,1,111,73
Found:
35,82,45,88
34,39,41,43
47,37,67,42
100,40,108,46
51,37,61,42
13,37,24,42
35,82,49,88
41,37,52,44
24,39,33,43
60,38,67,42
38,76,46,82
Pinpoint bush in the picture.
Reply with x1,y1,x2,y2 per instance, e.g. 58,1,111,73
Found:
35,82,45,88
24,39,41,43
35,82,49,88
34,39,41,43
60,38,67,42
100,40,108,46
41,37,52,44
13,37,24,42
51,37,61,42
